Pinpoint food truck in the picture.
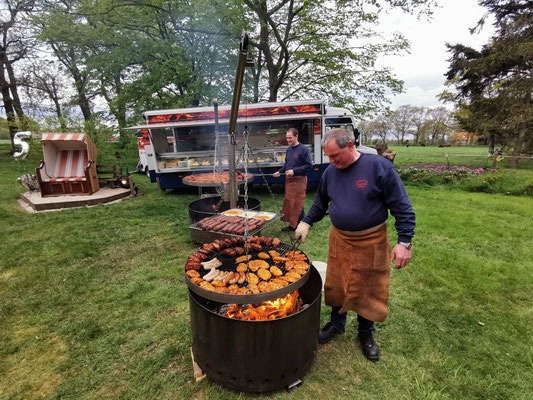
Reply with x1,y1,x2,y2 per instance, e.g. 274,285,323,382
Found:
127,99,376,190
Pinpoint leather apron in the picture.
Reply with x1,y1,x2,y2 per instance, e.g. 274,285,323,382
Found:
325,223,391,322
281,175,307,228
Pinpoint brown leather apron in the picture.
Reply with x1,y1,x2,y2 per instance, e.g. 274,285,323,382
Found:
281,175,307,228
325,223,391,322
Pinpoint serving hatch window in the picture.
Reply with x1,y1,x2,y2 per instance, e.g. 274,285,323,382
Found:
168,119,314,153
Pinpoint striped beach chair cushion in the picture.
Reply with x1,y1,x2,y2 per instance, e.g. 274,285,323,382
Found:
43,150,89,182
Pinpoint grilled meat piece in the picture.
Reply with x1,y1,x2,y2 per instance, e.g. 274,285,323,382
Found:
257,268,272,281
186,270,200,278
235,254,252,263
248,259,269,271
247,272,259,285
222,248,237,256
270,265,283,277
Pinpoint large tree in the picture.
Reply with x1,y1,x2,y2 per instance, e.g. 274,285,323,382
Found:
0,0,33,151
242,0,436,115
446,0,533,167
389,104,417,144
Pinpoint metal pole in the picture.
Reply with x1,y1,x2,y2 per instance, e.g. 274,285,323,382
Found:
227,32,250,208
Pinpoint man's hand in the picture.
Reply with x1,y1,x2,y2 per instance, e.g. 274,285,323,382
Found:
286,169,294,176
294,222,311,243
273,171,280,178
391,244,411,269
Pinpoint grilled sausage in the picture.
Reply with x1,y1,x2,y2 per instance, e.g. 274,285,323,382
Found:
222,248,236,256
228,272,239,285
272,238,281,247
250,243,262,252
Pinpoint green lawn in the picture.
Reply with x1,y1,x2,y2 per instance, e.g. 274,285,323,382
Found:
389,144,533,169
1,144,533,399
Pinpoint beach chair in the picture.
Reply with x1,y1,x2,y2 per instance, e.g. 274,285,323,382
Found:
36,133,99,196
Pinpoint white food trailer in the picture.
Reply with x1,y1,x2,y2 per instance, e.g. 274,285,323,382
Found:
127,99,376,190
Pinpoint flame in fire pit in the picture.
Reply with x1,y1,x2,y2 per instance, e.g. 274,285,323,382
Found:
224,291,302,321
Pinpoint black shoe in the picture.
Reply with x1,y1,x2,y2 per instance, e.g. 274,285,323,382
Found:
318,322,345,344
358,331,380,361
281,226,295,232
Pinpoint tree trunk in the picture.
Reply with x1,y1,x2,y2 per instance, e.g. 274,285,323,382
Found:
0,60,17,152
6,60,26,129
488,132,495,154
508,125,527,168
53,98,67,132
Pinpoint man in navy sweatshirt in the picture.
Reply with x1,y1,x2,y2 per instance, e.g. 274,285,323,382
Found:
273,128,312,231
295,128,415,362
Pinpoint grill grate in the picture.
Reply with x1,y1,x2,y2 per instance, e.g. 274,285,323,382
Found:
185,241,311,304
189,213,282,238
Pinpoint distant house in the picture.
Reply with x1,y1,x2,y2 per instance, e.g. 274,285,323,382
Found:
449,131,477,145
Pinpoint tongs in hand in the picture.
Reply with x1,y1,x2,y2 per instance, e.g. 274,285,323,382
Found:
287,233,302,254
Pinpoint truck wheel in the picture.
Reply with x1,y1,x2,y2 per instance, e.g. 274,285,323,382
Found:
144,166,149,176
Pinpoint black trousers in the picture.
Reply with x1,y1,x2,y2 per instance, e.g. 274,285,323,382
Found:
330,305,375,333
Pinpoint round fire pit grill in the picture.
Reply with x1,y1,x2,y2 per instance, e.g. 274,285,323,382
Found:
189,264,322,392
185,241,311,304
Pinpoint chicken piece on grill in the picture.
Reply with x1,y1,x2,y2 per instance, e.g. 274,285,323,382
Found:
257,268,272,281
271,278,289,287
270,265,283,277
268,250,281,258
269,280,285,290
237,287,251,295
247,272,259,285
257,252,270,259
247,284,260,294
211,280,227,287
199,281,216,291
236,263,248,273
283,271,301,282
235,254,252,263
249,259,269,272
186,270,200,278
227,284,240,294
294,267,308,276
258,281,272,292
272,256,289,263
190,277,204,285
214,286,229,293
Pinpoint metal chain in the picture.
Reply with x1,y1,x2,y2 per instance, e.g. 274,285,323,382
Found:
243,127,250,238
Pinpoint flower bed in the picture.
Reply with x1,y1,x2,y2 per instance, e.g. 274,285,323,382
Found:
397,163,496,185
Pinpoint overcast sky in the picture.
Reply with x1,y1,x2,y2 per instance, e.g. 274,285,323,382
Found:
379,0,495,110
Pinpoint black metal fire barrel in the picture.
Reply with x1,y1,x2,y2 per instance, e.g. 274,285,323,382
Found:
189,265,322,392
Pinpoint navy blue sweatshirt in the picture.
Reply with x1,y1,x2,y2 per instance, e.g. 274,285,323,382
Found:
303,153,415,243
279,144,312,176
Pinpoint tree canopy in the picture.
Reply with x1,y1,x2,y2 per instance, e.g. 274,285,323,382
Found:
445,0,533,166
1,0,437,143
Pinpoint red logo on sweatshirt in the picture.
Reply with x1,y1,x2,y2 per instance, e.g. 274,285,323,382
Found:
355,179,368,188
293,154,298,158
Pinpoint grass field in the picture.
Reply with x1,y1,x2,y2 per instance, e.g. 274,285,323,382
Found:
1,144,533,399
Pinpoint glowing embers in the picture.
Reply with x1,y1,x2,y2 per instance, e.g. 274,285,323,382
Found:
222,290,302,321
